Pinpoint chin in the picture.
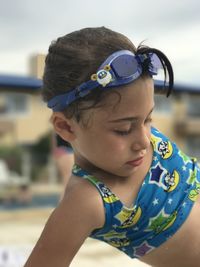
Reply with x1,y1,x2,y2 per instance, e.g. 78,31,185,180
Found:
114,165,140,178
125,164,141,173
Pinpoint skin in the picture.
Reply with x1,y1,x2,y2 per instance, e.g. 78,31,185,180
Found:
24,77,200,267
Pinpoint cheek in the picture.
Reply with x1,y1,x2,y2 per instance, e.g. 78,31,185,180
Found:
147,126,152,140
97,140,126,164
102,135,127,152
79,127,127,155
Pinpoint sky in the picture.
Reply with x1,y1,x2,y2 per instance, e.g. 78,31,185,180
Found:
0,0,200,85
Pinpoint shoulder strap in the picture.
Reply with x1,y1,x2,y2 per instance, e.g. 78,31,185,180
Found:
72,164,121,229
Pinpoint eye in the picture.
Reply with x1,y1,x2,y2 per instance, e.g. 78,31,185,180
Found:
114,128,132,136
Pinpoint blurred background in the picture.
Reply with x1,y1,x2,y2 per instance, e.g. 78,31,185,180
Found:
0,0,200,266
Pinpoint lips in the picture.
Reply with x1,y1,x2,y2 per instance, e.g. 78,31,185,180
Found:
126,157,144,167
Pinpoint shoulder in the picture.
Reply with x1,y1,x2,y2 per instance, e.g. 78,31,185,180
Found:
61,174,105,229
151,127,196,170
24,175,105,266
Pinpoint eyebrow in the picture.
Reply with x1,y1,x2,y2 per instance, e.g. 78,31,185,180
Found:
108,106,155,123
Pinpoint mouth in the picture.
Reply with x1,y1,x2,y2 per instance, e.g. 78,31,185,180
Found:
126,157,144,167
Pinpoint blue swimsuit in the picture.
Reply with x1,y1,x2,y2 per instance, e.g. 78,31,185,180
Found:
72,127,200,259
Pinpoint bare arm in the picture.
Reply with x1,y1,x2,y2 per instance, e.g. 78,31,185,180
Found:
24,179,105,267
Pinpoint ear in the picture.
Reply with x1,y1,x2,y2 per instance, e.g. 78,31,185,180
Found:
51,112,76,142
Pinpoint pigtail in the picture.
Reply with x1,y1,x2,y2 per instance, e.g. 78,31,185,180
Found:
136,46,174,97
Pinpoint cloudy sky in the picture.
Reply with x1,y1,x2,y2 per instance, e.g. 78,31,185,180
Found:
0,0,200,85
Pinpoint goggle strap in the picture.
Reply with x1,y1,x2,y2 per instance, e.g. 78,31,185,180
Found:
48,79,100,111
47,50,173,111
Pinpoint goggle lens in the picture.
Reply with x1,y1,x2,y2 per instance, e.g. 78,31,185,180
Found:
111,55,139,78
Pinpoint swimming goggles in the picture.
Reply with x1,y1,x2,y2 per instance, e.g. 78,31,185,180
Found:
47,50,162,111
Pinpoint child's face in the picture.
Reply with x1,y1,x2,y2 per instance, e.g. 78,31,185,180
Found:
71,77,154,177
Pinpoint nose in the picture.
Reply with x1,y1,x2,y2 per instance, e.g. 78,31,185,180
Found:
131,126,151,152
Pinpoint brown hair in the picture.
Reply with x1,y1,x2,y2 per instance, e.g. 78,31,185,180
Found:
42,27,173,122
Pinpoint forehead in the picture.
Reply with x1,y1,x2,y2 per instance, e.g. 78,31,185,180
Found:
95,77,154,121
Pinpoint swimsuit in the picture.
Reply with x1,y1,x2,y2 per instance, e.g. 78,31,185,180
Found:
72,127,200,259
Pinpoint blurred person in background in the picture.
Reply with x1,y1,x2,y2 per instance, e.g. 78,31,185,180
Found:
53,134,74,199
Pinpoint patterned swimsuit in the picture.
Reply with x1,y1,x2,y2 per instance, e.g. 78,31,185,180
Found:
72,127,200,258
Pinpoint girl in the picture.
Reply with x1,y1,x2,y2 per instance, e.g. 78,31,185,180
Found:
24,27,200,267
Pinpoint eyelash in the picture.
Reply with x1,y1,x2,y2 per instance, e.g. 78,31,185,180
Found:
115,129,132,136
114,118,153,136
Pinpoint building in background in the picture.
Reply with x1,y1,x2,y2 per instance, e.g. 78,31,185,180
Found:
0,74,51,146
0,73,52,184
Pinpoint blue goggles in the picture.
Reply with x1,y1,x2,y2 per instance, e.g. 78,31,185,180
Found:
47,50,162,111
